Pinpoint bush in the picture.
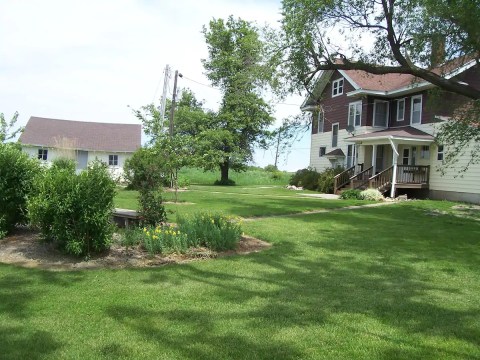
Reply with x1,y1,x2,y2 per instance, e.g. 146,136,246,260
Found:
138,189,167,227
339,189,363,200
0,144,41,237
264,164,278,172
360,188,384,201
177,212,242,251
318,167,345,194
28,160,116,256
141,224,190,255
124,147,168,190
289,167,320,190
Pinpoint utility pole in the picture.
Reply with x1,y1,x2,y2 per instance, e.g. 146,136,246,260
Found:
169,70,182,137
159,65,171,127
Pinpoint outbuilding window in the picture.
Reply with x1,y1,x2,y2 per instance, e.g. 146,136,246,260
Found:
38,149,48,161
109,154,118,166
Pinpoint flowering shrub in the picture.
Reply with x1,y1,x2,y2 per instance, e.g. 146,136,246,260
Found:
177,212,242,251
122,212,243,255
360,188,384,201
141,224,189,255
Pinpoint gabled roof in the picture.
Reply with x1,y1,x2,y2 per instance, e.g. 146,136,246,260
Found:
302,57,478,108
19,117,141,152
346,126,434,143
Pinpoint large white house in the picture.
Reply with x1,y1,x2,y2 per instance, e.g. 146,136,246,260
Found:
302,58,480,203
19,117,141,176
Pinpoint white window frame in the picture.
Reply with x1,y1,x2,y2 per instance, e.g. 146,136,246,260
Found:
331,123,339,148
346,144,356,168
332,78,344,97
396,98,405,122
373,100,389,128
348,101,362,128
317,109,324,133
108,154,119,166
420,145,430,159
411,95,422,125
38,148,48,161
437,145,444,161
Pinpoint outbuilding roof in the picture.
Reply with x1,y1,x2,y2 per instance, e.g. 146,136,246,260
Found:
19,117,141,152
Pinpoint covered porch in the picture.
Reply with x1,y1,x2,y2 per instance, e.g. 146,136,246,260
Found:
334,127,434,196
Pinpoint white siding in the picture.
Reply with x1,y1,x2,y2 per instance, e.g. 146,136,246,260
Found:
412,123,480,195
22,146,133,175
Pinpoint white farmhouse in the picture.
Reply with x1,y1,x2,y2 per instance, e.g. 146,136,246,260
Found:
19,117,141,176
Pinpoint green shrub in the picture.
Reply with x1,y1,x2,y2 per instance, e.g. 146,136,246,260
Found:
318,167,345,194
0,144,41,237
289,167,320,190
339,189,363,200
264,164,278,172
124,147,168,190
177,212,242,251
360,188,384,201
51,157,76,171
138,189,167,227
28,160,116,256
140,224,190,255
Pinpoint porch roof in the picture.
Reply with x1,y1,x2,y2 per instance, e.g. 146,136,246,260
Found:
325,148,345,158
346,126,434,143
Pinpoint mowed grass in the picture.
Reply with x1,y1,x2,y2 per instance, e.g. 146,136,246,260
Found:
1,195,480,358
115,185,371,219
178,167,292,185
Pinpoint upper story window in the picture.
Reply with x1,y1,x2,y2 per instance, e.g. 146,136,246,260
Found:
332,123,339,147
437,145,444,161
109,154,118,166
317,109,325,133
38,149,48,161
397,98,405,122
373,100,389,127
411,95,422,125
348,101,362,128
332,78,344,97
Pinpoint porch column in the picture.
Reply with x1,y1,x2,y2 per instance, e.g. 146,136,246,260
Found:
371,145,377,174
389,139,399,198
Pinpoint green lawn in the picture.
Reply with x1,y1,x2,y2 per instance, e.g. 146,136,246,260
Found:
1,191,480,359
115,185,371,219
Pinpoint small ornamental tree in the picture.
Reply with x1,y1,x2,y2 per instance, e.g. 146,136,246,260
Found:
28,160,116,256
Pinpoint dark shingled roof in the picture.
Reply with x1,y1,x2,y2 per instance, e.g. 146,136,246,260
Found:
348,126,434,141
19,117,141,152
325,148,345,157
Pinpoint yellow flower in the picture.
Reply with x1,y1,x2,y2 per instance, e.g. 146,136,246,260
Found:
143,228,147,232
211,219,214,224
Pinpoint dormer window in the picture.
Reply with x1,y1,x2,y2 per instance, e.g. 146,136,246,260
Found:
332,78,344,97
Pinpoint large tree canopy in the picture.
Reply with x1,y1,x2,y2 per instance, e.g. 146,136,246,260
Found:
275,0,480,171
276,0,480,98
202,16,274,183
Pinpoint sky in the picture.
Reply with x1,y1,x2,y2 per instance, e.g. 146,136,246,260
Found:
0,0,310,171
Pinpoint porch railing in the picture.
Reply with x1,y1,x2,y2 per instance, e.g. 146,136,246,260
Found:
334,165,355,194
350,166,373,189
369,166,393,191
396,165,430,184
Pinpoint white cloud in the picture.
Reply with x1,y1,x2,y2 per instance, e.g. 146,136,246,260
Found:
0,0,309,171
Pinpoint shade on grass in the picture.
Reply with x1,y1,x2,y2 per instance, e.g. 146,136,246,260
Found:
1,200,479,359
115,185,370,220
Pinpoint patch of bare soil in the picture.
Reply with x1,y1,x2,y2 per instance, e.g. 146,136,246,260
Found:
0,229,271,271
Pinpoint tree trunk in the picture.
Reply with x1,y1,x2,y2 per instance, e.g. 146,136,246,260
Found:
220,161,229,183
